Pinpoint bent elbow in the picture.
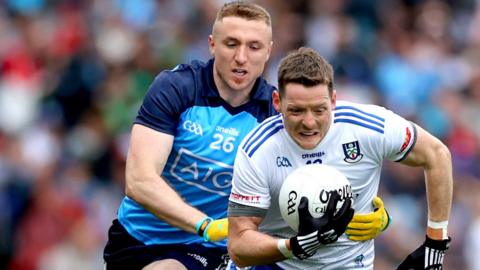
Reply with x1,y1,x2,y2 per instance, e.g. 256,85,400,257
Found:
435,141,452,164
228,240,249,268
124,171,145,203
124,179,135,198
423,141,452,174
228,252,250,268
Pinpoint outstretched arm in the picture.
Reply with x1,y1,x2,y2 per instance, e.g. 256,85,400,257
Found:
396,124,453,270
400,124,453,239
125,124,209,234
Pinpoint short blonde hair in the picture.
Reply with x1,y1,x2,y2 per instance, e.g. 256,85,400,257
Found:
215,1,271,26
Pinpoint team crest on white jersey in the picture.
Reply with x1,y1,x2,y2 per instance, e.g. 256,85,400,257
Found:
354,254,365,267
342,141,363,163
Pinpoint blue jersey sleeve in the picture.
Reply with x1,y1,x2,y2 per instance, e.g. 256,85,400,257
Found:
135,68,192,135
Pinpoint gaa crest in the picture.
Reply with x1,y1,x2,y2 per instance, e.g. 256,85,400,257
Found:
342,141,363,163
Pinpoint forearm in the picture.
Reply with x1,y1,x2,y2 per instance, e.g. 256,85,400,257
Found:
424,144,452,239
125,124,207,234
402,125,453,239
126,173,205,234
228,216,287,267
229,230,286,267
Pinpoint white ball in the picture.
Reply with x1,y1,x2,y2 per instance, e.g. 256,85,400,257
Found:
278,164,353,232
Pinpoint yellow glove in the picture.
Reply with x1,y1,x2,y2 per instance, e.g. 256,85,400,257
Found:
346,196,391,241
195,217,228,242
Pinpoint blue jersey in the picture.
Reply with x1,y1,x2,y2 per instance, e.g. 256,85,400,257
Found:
117,59,277,247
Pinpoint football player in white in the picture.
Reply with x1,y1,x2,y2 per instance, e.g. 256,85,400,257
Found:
227,47,452,269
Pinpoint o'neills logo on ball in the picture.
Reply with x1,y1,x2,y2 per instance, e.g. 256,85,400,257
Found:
315,185,353,214
318,184,353,203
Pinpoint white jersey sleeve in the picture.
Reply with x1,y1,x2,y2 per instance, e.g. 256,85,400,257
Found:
230,148,271,209
334,101,416,165
379,106,416,162
229,115,284,210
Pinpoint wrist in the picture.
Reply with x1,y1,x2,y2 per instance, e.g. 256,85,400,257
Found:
195,217,213,237
424,234,451,251
427,219,448,240
277,239,293,259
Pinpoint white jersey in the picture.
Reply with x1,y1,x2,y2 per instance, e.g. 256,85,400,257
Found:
229,100,416,269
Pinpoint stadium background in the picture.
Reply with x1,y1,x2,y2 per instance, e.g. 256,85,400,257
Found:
0,0,479,269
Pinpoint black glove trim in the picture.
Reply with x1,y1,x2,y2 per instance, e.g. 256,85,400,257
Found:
396,235,451,270
425,235,451,251
290,231,320,260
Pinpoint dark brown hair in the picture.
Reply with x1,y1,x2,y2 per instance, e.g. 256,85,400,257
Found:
277,47,334,97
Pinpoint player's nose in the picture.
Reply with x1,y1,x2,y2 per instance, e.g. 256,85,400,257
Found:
301,111,316,128
234,46,247,65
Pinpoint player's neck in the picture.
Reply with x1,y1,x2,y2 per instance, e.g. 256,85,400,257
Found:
219,89,250,107
215,81,252,107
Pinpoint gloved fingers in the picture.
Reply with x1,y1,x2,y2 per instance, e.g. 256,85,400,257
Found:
349,212,376,223
334,197,352,220
336,206,354,234
346,221,376,230
345,227,376,236
212,218,228,232
212,218,228,231
297,196,313,219
372,196,384,209
204,218,228,242
325,192,340,218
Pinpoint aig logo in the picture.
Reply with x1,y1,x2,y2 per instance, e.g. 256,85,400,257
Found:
183,120,203,136
276,156,292,167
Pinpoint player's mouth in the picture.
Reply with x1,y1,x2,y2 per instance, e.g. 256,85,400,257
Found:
232,68,248,78
295,131,321,149
299,131,319,137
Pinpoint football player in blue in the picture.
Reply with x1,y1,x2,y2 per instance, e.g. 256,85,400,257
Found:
103,2,390,270
103,2,276,269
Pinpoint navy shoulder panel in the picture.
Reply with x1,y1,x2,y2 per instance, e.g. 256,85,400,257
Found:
135,60,211,134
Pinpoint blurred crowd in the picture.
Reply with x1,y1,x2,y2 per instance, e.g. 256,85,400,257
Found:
0,0,479,269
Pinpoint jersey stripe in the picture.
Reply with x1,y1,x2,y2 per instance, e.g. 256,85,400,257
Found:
242,115,283,157
334,105,385,134
334,118,384,134
334,112,384,128
246,124,284,157
242,114,282,151
335,105,385,122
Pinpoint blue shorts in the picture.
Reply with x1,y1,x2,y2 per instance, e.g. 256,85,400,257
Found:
104,219,229,270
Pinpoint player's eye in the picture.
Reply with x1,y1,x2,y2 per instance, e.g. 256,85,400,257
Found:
224,39,238,48
288,108,303,115
249,43,262,50
315,108,326,114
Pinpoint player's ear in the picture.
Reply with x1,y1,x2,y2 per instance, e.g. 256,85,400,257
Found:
273,90,281,112
208,35,215,56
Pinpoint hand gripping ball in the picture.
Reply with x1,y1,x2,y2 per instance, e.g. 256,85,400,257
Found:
278,164,353,232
